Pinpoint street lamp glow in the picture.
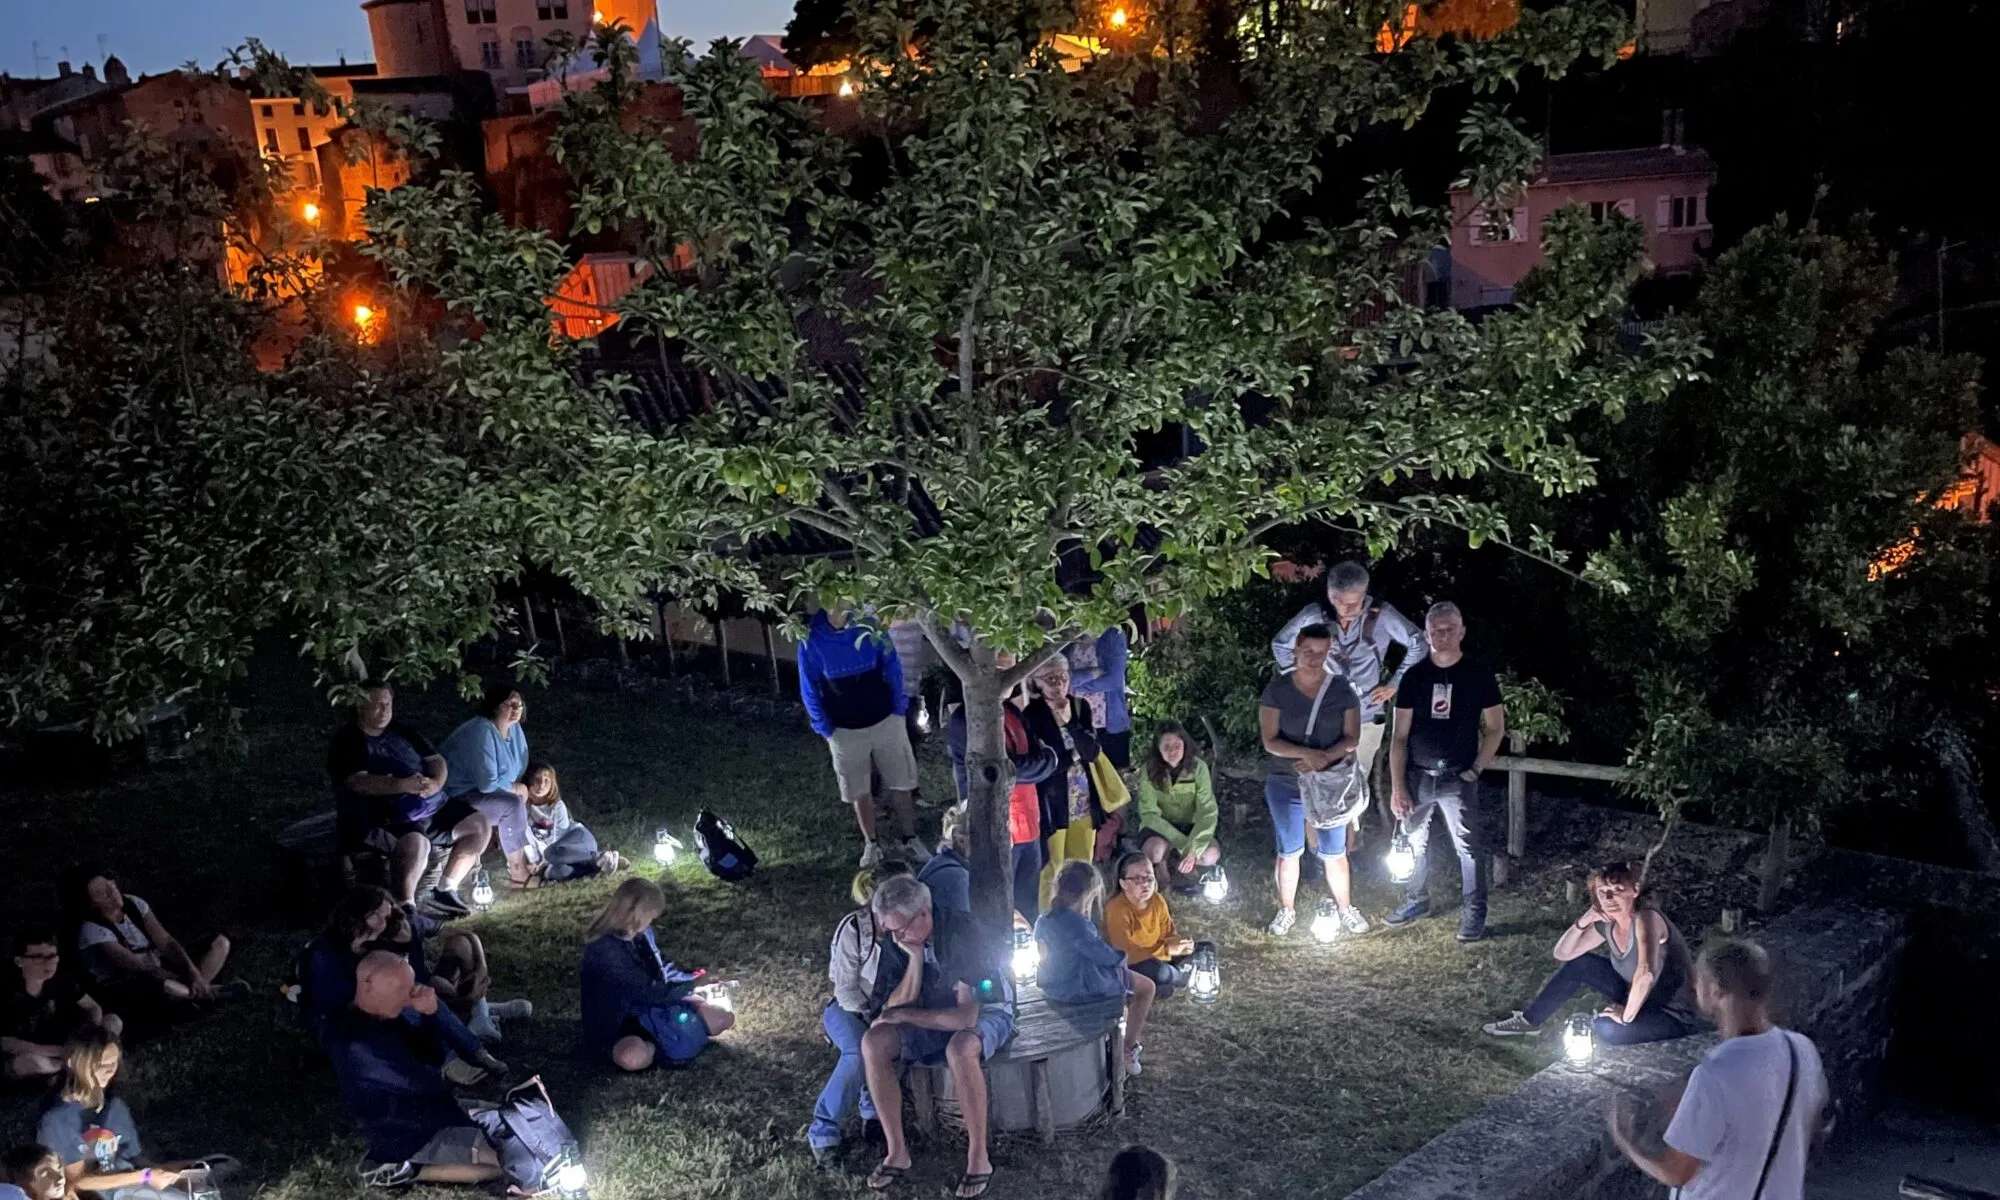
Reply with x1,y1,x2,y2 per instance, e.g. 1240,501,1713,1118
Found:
1110,7,1130,26
838,79,857,97
352,303,375,328
301,201,320,223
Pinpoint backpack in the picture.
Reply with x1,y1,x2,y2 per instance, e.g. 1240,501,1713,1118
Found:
694,809,758,882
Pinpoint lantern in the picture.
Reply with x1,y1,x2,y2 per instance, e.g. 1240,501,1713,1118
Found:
837,79,857,97
470,869,495,911
1011,926,1040,983
653,827,682,866
1110,7,1130,26
914,697,933,735
1188,940,1220,1004
1563,1013,1594,1067
301,201,320,224
1385,830,1416,883
1311,897,1341,944
698,979,740,1013
1200,863,1229,905
545,1145,590,1199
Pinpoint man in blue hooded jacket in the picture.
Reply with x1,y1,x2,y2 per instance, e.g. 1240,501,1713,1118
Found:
799,604,926,868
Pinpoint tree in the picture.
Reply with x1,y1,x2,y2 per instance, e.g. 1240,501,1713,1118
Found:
361,0,1687,932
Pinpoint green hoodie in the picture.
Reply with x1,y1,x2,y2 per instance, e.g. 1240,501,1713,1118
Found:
1137,760,1219,857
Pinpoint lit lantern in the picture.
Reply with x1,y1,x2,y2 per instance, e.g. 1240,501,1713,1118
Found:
352,303,375,332
1563,1013,1594,1067
698,979,740,1013
301,201,320,224
914,698,933,735
545,1144,590,1199
1011,927,1040,983
1200,863,1229,905
470,868,495,911
837,80,856,98
1311,897,1341,944
1188,941,1220,1004
653,827,682,866
1385,830,1416,883
1110,7,1130,27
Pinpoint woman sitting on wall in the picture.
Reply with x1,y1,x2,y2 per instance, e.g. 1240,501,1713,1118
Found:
1482,861,1700,1045
580,879,733,1072
1035,862,1155,1078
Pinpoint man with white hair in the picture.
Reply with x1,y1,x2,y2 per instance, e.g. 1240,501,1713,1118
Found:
1386,601,1504,942
1272,561,1425,793
859,876,1014,1198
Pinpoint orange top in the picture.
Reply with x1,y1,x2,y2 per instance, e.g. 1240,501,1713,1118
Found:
1103,889,1178,965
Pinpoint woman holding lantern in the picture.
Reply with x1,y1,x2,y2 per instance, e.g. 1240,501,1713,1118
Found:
1482,861,1699,1045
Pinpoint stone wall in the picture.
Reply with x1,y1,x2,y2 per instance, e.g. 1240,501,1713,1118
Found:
1342,904,1908,1200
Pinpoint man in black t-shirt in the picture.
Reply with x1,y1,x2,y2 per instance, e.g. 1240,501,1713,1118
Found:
1386,602,1506,942
4,931,119,1082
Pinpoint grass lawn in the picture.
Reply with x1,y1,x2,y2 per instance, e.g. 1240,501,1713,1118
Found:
1,668,1584,1199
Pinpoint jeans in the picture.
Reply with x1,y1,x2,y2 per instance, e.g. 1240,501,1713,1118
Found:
469,789,532,856
1266,779,1350,858
1012,840,1044,924
538,823,601,882
1403,772,1484,915
808,1003,877,1149
1522,953,1697,1045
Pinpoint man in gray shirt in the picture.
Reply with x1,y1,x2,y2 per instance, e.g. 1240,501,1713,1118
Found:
1271,561,1425,794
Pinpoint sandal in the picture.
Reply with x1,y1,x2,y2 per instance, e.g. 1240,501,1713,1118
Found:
866,1162,908,1191
506,864,546,891
954,1170,995,1199
596,850,626,873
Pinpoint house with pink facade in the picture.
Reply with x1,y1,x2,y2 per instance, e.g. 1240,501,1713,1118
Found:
1447,145,1717,310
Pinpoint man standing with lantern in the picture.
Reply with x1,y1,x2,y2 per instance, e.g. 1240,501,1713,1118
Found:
1384,602,1504,942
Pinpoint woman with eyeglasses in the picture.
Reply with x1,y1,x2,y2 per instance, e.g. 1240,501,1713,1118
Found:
1103,852,1196,1001
1035,862,1156,1078
439,682,537,890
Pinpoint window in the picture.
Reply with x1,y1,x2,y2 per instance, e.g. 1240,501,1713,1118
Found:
1468,204,1530,245
1657,192,1709,231
515,38,538,67
292,102,304,117
261,103,274,119
313,98,330,117
1587,198,1637,222
298,127,312,152
264,127,279,153
303,161,318,188
464,0,496,22
481,38,504,68
536,0,569,17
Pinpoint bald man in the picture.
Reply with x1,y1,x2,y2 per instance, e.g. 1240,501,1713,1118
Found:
326,952,503,1189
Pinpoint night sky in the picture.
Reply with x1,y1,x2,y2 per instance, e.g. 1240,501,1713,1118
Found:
3,0,798,78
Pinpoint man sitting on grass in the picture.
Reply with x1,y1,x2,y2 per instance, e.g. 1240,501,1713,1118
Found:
860,876,1014,1199
4,929,120,1083
324,952,505,1190
329,682,492,919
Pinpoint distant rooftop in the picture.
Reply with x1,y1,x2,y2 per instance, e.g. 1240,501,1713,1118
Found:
1538,146,1716,185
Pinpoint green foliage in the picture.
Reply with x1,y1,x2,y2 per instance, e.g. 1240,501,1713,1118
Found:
1499,676,1569,748
1130,578,1302,759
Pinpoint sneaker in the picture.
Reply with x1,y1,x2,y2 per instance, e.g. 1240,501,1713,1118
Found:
858,841,885,869
441,1057,488,1087
488,998,533,1021
1483,1011,1540,1037
1340,906,1372,935
357,1159,418,1189
900,837,934,865
1457,913,1487,943
427,887,472,918
1384,900,1429,927
1123,1045,1143,1077
1266,908,1297,937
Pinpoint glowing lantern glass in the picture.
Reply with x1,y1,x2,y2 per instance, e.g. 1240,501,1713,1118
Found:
1011,927,1040,983
301,201,320,223
698,979,740,1013
1563,1013,1594,1067
653,827,681,866
470,869,495,910
545,1145,589,1199
1188,941,1220,1004
1110,6,1129,26
1200,863,1229,905
353,303,374,328
837,80,856,97
914,698,933,735
1311,897,1341,944
1385,830,1416,883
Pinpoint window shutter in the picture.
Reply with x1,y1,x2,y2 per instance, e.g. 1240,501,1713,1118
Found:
1695,192,1708,228
1617,197,1637,219
1655,195,1671,231
1513,204,1530,241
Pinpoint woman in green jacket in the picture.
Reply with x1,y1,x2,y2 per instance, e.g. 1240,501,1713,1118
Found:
1136,722,1222,893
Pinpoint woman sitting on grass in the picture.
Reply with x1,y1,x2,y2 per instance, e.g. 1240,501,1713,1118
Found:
1482,861,1700,1045
1103,853,1197,1002
519,763,623,884
1035,862,1155,1078
580,879,733,1072
62,868,244,1033
1135,723,1221,894
35,1028,212,1199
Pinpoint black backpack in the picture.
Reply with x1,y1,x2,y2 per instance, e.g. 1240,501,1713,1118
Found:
694,809,757,882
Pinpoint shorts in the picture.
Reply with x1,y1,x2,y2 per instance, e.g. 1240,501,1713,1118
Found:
899,1005,1016,1066
408,1123,492,1166
1131,955,1192,1001
827,715,919,805
355,797,479,856
1265,778,1348,859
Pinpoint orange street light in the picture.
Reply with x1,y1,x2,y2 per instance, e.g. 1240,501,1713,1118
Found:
353,303,375,328
1110,7,1130,27
837,79,857,97
301,201,321,224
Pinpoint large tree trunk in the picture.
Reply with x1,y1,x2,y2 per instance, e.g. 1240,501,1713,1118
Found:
960,670,1015,936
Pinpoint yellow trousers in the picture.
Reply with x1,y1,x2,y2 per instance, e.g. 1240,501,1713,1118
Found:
1040,817,1096,910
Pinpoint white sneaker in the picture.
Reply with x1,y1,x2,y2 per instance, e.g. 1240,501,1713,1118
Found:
488,998,533,1021
1123,1045,1143,1077
900,837,934,864
1266,908,1296,936
1341,906,1372,935
858,841,884,869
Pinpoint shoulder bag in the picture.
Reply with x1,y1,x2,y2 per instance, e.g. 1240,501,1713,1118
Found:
1297,673,1367,830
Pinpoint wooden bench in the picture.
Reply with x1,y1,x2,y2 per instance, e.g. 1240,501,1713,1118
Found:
907,983,1125,1145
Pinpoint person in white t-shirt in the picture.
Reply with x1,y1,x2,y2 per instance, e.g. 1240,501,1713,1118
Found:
1610,939,1830,1200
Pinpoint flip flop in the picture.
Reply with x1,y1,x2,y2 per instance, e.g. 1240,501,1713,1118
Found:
955,1170,995,1199
866,1163,908,1191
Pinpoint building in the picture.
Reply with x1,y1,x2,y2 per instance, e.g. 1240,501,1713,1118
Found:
0,128,94,200
0,58,127,131
1447,145,1716,310
247,63,378,196
363,0,660,108
549,252,655,338
314,125,413,239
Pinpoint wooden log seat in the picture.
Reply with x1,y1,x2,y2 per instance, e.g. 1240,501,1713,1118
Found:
907,982,1126,1145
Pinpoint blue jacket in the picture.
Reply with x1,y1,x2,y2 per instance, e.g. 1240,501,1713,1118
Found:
1065,628,1131,734
440,717,528,799
302,930,486,1063
798,612,905,736
917,848,972,915
1034,906,1127,1003
579,929,696,1058
324,1005,476,1164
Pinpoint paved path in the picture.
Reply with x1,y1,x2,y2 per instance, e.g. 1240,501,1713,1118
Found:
1810,1110,2000,1199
